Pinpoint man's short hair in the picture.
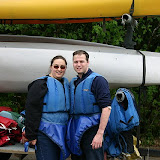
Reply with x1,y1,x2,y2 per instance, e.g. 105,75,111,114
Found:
73,50,89,62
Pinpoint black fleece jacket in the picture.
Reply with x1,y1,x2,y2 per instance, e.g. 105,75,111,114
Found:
25,78,48,141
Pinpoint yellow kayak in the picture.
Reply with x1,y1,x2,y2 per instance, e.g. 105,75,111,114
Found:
0,0,159,24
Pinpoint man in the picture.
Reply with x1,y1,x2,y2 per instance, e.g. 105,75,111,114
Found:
67,50,111,160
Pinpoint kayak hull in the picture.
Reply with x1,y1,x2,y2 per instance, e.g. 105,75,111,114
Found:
0,35,160,93
0,0,159,24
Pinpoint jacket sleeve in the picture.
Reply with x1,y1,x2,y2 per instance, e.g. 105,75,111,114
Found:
25,79,48,141
91,76,111,108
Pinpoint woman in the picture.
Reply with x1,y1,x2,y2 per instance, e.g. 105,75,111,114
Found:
23,55,70,160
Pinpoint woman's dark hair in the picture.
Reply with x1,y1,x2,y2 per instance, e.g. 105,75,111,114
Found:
50,55,67,66
73,50,89,62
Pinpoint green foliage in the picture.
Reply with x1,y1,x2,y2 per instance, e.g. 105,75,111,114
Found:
0,93,15,107
0,93,26,113
130,86,160,146
0,21,125,46
134,17,160,52
140,86,160,137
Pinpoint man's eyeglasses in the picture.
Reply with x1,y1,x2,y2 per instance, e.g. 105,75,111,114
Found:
53,65,66,70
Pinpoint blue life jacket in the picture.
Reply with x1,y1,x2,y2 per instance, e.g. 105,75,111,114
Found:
104,123,123,157
67,72,101,155
38,76,70,160
104,88,139,157
109,88,139,134
70,72,101,115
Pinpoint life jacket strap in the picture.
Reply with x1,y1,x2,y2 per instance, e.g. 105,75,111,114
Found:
42,111,69,113
69,112,101,116
120,116,134,125
93,102,98,105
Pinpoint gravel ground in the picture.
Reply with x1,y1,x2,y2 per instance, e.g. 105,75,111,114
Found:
9,154,160,160
9,154,71,160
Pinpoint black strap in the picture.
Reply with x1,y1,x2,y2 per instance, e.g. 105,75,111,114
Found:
119,116,134,125
137,50,146,86
127,116,134,124
136,50,147,148
130,0,135,16
70,112,101,116
103,17,106,32
120,120,128,125
43,111,69,113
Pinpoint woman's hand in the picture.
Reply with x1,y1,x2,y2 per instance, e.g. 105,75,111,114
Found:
22,131,29,144
22,131,37,145
30,139,37,145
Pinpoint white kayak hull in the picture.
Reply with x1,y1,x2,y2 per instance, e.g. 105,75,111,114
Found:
0,35,160,93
